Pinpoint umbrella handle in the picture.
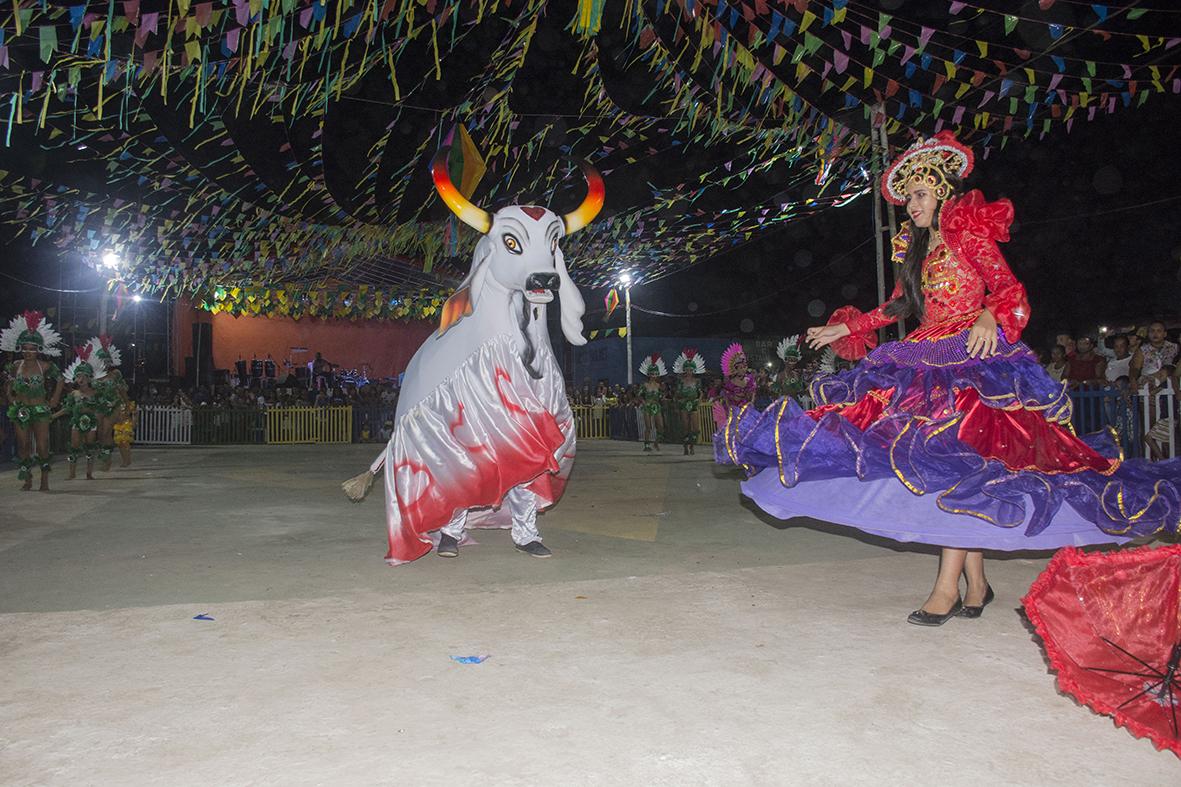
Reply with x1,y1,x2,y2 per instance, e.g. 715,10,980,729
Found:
1162,642,1181,700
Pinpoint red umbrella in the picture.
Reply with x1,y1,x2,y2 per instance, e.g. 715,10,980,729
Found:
1023,544,1181,758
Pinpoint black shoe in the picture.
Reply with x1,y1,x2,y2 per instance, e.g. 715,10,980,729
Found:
436,534,459,558
959,585,995,618
515,541,552,558
907,598,963,627
643,443,652,452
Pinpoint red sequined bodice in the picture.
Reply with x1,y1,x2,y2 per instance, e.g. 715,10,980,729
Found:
919,244,986,328
835,190,1031,353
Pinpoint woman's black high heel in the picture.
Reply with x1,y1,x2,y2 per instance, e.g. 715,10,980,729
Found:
907,598,963,627
958,585,995,618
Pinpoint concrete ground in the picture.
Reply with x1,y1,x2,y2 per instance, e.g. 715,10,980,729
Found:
0,441,1175,786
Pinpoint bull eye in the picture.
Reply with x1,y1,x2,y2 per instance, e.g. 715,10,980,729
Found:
502,233,522,255
550,236,558,253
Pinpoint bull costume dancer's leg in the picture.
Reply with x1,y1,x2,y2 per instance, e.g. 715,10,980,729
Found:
435,486,550,559
506,487,546,554
435,509,467,558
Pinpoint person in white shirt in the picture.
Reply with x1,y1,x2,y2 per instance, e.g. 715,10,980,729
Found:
1104,334,1133,383
1131,321,1179,389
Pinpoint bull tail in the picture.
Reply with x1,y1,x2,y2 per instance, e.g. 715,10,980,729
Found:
341,450,386,502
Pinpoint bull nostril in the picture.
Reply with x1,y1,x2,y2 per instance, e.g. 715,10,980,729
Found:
526,273,560,291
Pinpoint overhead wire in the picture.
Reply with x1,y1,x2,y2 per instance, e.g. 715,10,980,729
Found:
603,188,1181,320
610,234,877,319
1019,192,1181,225
0,269,102,293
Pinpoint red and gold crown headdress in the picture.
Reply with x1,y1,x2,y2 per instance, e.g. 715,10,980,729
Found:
881,131,974,206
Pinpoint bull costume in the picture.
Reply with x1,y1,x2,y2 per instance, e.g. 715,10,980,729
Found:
719,132,1181,563
344,153,603,563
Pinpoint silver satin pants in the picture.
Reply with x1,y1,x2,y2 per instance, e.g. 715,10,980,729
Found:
440,485,541,545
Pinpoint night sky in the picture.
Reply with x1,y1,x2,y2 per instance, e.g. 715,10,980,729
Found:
600,96,1181,351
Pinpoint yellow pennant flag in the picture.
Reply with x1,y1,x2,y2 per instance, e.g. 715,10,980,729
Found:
457,125,486,199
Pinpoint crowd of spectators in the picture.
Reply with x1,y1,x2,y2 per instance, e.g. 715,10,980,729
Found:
1041,321,1178,392
1041,320,1179,459
134,378,402,412
126,349,405,413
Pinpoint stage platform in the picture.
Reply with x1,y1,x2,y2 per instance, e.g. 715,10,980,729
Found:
0,442,1174,784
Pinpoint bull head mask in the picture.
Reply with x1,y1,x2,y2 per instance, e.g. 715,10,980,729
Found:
431,151,603,347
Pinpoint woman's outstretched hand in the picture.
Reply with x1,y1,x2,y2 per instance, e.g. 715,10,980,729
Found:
805,322,851,350
966,309,999,358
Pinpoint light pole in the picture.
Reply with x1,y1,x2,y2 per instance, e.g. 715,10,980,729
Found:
131,295,142,387
619,272,634,385
98,250,122,335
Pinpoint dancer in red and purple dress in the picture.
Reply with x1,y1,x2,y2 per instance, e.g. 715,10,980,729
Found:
720,132,1181,625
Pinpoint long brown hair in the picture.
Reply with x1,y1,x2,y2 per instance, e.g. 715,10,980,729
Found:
883,178,963,323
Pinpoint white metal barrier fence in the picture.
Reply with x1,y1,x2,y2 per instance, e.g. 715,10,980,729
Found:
1141,381,1177,460
135,405,193,445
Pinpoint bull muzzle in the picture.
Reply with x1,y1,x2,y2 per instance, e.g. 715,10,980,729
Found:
524,272,560,304
525,272,560,292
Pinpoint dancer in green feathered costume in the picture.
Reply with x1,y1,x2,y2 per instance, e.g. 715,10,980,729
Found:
58,345,106,481
638,353,667,452
672,348,706,455
86,335,130,471
771,335,807,402
1,311,64,491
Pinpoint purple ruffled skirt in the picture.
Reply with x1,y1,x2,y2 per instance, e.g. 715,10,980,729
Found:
716,330,1181,551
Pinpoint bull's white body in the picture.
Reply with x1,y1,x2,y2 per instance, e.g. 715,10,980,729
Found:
374,205,587,564
396,278,560,421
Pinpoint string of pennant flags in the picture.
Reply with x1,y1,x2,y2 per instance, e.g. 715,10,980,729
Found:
0,0,1173,319
668,0,1181,145
587,327,628,340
